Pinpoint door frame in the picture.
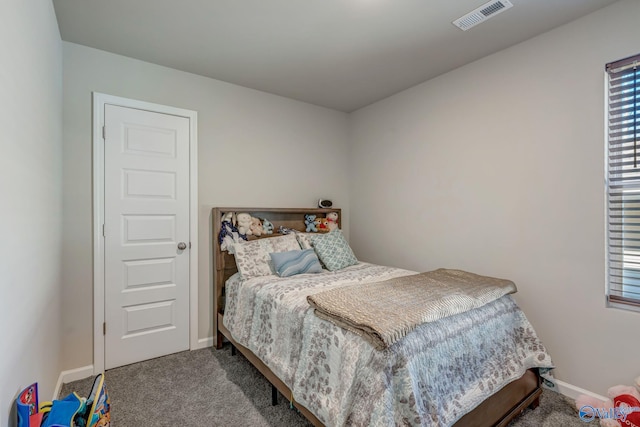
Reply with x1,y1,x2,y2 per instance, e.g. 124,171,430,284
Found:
92,92,198,373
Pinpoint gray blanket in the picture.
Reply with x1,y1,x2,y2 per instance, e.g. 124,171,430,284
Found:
307,268,517,349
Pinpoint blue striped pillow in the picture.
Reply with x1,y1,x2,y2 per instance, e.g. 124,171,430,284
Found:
270,249,323,277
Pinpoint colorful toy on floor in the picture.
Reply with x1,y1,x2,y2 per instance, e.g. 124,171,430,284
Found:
575,376,640,427
40,392,84,427
17,374,111,427
16,383,39,427
85,373,111,427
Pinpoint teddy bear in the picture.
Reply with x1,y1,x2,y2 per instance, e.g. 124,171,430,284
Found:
262,218,274,235
575,376,640,426
249,217,263,236
326,212,339,231
315,217,330,232
236,212,253,235
305,214,317,232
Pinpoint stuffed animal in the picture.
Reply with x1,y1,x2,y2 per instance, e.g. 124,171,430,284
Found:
575,377,640,426
278,226,295,235
305,214,317,232
262,218,274,235
236,213,253,235
249,217,263,236
316,217,330,232
219,212,245,251
326,212,339,231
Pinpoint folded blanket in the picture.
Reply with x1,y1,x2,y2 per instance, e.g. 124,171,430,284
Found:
307,268,517,350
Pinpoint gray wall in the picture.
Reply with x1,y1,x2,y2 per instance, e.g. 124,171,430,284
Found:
61,42,350,370
348,0,640,395
0,0,63,423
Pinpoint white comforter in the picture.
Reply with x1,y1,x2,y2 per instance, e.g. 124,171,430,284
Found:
223,262,553,426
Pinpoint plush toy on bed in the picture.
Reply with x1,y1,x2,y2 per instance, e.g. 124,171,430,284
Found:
219,212,245,251
326,212,339,231
262,218,274,235
574,376,640,426
305,214,317,232
236,213,253,235
315,217,330,232
249,217,263,236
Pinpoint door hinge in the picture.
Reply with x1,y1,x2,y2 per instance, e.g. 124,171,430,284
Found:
102,224,106,237
103,322,106,335
102,126,106,139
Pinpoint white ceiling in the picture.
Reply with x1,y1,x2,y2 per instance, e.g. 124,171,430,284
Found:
52,0,618,112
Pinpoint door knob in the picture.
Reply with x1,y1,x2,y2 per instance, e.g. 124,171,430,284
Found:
177,242,187,250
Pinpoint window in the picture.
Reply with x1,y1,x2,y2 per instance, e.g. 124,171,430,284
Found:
606,53,640,308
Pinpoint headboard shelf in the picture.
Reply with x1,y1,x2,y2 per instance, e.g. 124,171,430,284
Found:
212,207,342,348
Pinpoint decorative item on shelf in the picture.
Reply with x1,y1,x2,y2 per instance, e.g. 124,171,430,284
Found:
305,214,317,232
249,217,263,236
236,212,253,235
315,217,330,232
278,226,296,235
262,218,274,235
219,212,245,251
318,199,333,209
326,211,339,231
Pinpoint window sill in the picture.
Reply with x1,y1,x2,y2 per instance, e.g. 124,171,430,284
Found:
607,296,640,314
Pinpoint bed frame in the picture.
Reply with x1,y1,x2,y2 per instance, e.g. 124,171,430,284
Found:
212,207,542,427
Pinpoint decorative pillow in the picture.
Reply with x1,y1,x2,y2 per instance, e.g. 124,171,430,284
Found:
295,232,314,250
308,229,358,271
269,233,301,253
270,249,323,277
233,234,301,279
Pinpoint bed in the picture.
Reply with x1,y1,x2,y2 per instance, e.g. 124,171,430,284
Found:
212,207,553,426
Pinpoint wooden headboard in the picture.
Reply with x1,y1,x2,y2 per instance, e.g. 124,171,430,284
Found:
212,207,342,348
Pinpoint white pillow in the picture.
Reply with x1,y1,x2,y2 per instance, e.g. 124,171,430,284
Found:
233,234,301,279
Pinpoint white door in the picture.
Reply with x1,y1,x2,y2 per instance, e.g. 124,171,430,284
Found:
104,104,190,369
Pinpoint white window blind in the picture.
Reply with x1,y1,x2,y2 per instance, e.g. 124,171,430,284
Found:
607,53,640,307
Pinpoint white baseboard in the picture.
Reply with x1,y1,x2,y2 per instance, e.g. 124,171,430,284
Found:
55,340,214,398
54,365,94,399
554,379,607,402
53,355,604,410
195,336,213,349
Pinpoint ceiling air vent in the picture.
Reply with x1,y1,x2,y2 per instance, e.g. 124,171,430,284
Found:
452,0,513,31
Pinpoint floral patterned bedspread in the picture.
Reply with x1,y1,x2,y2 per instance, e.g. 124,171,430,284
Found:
223,262,554,427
